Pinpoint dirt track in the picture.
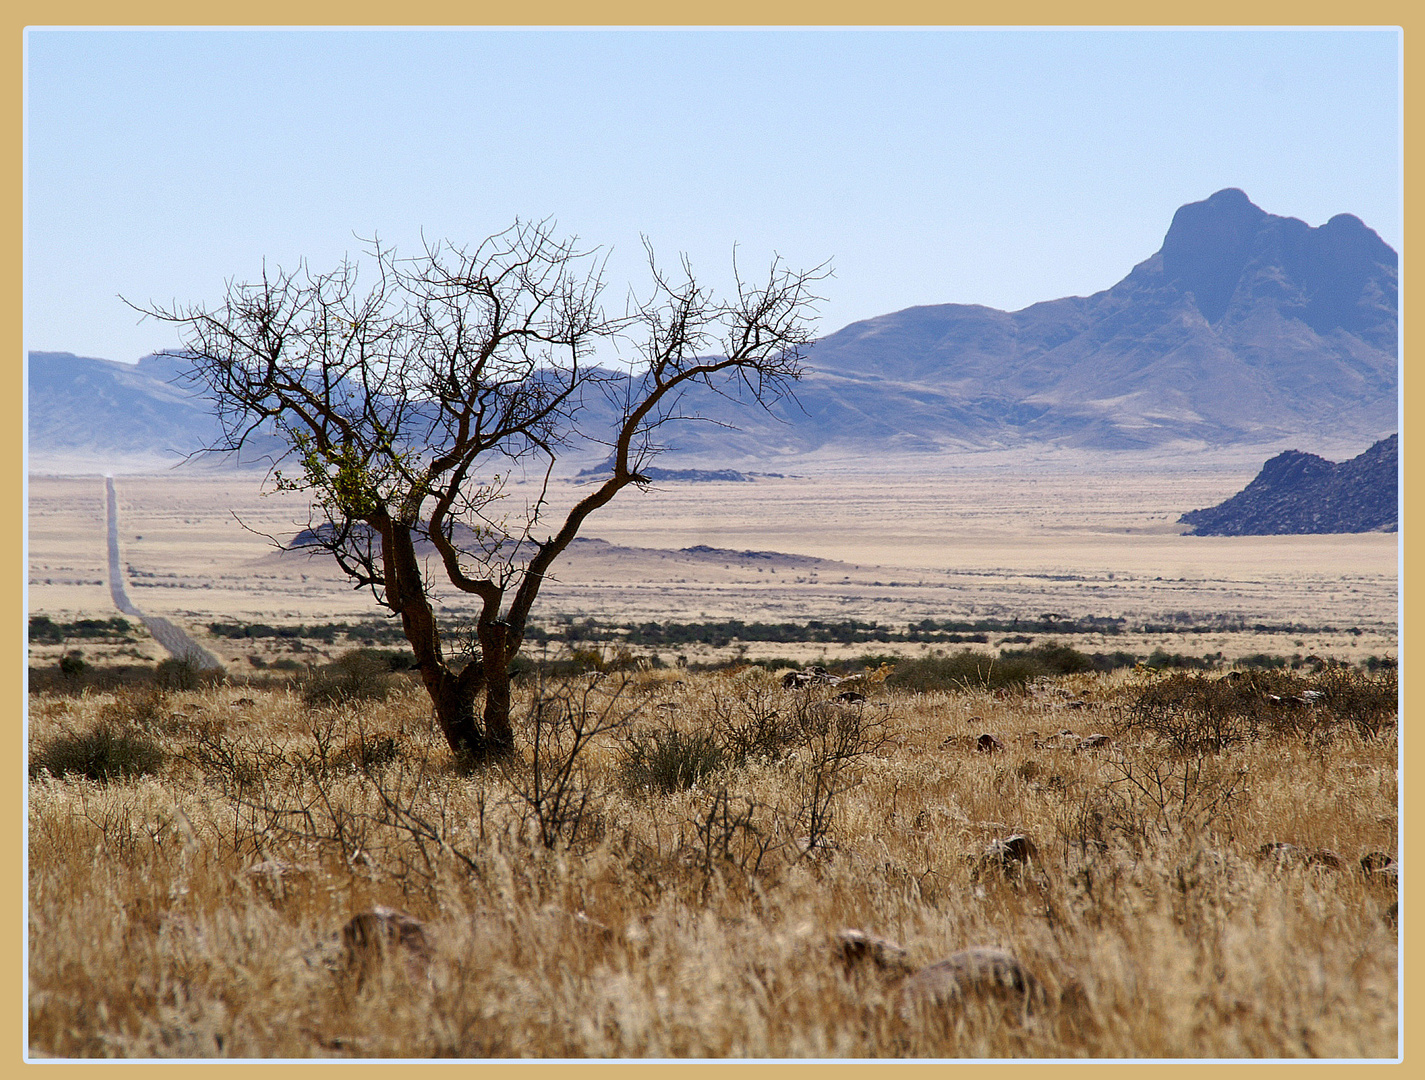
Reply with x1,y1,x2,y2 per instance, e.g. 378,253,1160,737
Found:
105,476,223,670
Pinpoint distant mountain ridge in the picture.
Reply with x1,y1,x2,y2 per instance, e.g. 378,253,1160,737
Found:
1179,434,1398,536
27,188,1398,470
780,188,1396,454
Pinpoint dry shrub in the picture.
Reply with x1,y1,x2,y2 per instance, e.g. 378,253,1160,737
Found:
302,650,398,706
30,722,165,783
1122,667,1397,751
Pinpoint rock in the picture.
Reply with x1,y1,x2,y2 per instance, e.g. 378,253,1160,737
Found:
340,906,433,991
1258,843,1343,872
244,859,318,902
899,947,1045,1020
1384,901,1398,929
975,733,1004,754
1360,851,1398,889
835,690,867,704
1258,842,1303,867
979,834,1040,876
1306,848,1345,872
1075,733,1112,751
835,928,913,975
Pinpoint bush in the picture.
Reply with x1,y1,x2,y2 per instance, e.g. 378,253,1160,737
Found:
30,724,165,783
885,650,1042,693
1237,653,1288,670
1144,648,1221,671
1001,641,1095,675
154,655,204,690
58,652,87,678
302,649,396,706
618,725,726,794
1122,666,1398,750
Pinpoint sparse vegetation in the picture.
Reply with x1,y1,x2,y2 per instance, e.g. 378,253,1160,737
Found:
27,657,1397,1058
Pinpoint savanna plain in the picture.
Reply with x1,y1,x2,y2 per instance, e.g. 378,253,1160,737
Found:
27,463,1400,1058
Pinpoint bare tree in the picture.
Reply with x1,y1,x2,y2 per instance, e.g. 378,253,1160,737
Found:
138,221,825,761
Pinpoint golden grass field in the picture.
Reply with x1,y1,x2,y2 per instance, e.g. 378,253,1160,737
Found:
27,664,1398,1058
26,463,1399,1059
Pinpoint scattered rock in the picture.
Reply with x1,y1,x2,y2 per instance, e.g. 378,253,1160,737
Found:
244,859,318,902
340,906,433,991
233,697,255,707
1257,843,1344,872
1306,848,1345,872
1075,733,1112,751
835,690,867,704
899,947,1045,1020
1360,851,1398,889
975,733,1004,754
979,834,1040,876
835,928,914,975
1258,842,1303,867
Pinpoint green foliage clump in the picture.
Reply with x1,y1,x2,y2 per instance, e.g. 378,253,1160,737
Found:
617,725,726,794
30,616,134,644
156,655,219,689
301,649,399,706
1145,648,1221,671
30,724,165,783
885,650,1042,693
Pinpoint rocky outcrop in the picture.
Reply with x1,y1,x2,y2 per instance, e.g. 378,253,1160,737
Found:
1180,433,1397,535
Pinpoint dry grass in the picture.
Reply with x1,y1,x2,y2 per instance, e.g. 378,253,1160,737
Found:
27,664,1398,1059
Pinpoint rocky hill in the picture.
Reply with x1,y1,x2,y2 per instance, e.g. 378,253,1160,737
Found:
1179,434,1398,535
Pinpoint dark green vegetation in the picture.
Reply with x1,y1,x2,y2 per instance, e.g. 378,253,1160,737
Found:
28,615,136,644
30,723,165,783
208,619,409,645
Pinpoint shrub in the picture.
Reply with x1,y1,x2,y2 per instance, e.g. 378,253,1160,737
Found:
618,725,726,794
885,650,1041,693
1237,653,1288,670
302,649,396,706
1122,666,1398,750
334,733,401,772
58,652,87,678
30,724,165,783
1001,641,1095,675
155,654,224,690
1144,648,1220,671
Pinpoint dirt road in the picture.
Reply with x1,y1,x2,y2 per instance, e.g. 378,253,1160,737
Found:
106,476,223,670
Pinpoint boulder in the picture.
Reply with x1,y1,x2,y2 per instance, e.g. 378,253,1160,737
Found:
835,928,914,975
978,834,1040,877
340,906,433,991
900,946,1045,1020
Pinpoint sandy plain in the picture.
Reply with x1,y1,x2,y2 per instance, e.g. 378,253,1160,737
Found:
27,462,1398,670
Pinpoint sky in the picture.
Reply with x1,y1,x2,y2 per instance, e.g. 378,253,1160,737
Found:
24,27,1402,364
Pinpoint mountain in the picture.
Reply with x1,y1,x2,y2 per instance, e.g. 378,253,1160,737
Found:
27,351,297,472
27,189,1398,470
1178,434,1398,535
775,188,1397,454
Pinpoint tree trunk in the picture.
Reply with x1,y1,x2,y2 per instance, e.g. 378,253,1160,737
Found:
482,667,515,757
423,665,486,760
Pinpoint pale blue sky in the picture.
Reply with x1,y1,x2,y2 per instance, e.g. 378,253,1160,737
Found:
24,27,1402,363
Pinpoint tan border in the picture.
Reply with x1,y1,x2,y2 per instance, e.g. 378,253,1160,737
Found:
9,4,1413,1076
